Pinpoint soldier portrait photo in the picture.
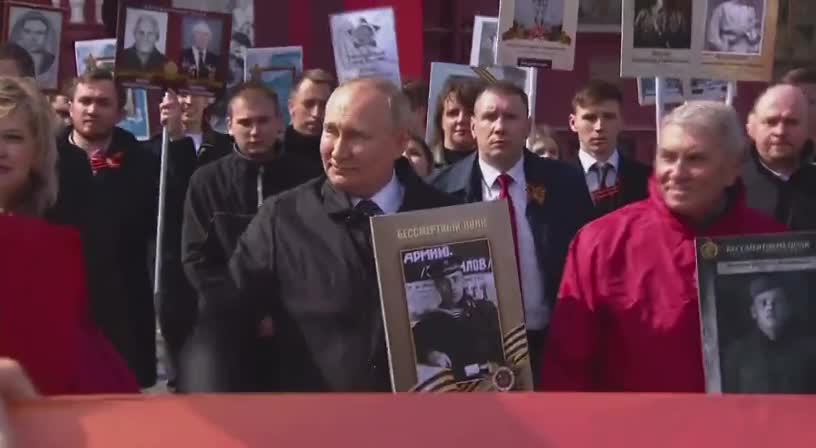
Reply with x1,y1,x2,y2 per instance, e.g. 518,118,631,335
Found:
6,5,63,90
705,0,765,55
718,274,816,394
179,17,224,81
632,0,692,50
402,241,504,384
117,8,169,74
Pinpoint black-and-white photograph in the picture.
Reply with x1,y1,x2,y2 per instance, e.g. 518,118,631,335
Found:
705,0,765,55
697,233,816,395
7,5,63,90
579,0,622,31
118,8,169,73
632,0,692,49
514,0,565,30
470,16,498,67
178,17,224,81
401,240,504,384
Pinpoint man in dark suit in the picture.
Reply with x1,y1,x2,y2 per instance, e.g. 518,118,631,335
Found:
179,20,220,81
569,80,650,218
118,13,167,73
430,81,594,386
193,78,457,393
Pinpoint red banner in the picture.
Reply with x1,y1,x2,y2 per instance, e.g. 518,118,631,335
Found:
10,393,816,447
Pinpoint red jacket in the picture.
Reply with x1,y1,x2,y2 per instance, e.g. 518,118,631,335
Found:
540,179,786,392
0,214,139,395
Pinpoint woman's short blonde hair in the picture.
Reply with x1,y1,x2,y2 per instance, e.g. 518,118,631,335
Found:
0,76,58,216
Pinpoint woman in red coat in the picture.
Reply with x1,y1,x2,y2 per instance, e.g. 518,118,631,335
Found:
0,76,138,395
541,101,787,392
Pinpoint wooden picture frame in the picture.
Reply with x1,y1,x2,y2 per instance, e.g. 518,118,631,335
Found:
2,1,65,91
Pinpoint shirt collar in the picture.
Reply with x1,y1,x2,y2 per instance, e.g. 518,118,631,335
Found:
578,149,620,174
351,170,403,214
478,154,526,187
758,158,791,182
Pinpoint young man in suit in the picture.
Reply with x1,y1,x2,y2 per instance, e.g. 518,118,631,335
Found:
569,80,650,218
430,81,594,386
183,78,456,392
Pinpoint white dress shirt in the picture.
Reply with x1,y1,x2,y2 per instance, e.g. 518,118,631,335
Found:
352,170,404,215
579,149,620,192
187,132,203,155
479,156,548,330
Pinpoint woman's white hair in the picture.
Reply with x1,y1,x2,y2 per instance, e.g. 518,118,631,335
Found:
0,76,58,216
661,100,747,159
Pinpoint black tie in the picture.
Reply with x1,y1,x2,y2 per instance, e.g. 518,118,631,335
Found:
354,199,383,246
198,50,204,73
591,163,612,189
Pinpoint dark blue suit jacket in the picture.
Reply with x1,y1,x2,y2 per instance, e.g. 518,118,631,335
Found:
429,150,594,309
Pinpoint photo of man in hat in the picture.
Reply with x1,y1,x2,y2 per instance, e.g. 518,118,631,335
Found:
722,275,816,394
412,255,504,382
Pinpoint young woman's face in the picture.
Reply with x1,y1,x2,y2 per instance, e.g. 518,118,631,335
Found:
0,109,36,210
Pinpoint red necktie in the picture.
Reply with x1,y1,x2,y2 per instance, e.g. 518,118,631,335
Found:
497,173,522,290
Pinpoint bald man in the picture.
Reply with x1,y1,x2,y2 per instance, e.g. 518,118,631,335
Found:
744,84,816,230
188,79,457,392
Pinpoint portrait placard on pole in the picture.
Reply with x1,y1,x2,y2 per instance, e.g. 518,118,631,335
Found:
329,7,401,86
244,46,303,125
2,2,65,91
496,0,580,70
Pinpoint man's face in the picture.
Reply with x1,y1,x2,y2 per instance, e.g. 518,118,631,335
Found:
134,18,158,53
472,90,530,169
179,93,208,129
441,94,474,150
192,26,212,50
797,83,816,140
434,271,465,306
570,100,622,159
20,19,47,53
289,79,332,136
751,288,792,340
227,93,282,157
51,95,72,129
320,85,406,198
655,124,740,222
748,88,809,167
70,81,123,141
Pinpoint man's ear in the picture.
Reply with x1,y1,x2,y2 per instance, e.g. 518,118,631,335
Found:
746,112,756,139
568,114,577,132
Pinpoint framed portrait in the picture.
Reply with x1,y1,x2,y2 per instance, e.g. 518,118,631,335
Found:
425,62,534,144
698,0,781,81
470,16,499,67
75,39,117,76
578,0,622,33
244,46,303,125
115,2,232,97
2,2,64,91
496,0,580,70
696,233,816,394
329,7,401,86
371,201,533,392
117,88,150,141
686,78,735,101
636,77,685,105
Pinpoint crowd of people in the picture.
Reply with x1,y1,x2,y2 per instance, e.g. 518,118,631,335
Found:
0,25,815,436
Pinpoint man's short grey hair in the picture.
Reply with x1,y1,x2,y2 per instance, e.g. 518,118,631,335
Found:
192,20,212,35
661,101,747,158
134,14,160,36
338,77,412,132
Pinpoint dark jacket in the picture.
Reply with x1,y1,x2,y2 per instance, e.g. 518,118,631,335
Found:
56,126,191,387
224,158,457,392
743,147,816,231
179,47,220,80
48,145,93,227
118,46,167,73
429,150,594,311
150,130,231,372
182,144,321,317
574,153,651,219
283,125,323,168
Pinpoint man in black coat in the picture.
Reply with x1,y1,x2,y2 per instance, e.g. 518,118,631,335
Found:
429,81,594,385
57,69,194,388
284,69,336,168
569,80,650,218
203,78,456,393
744,84,816,230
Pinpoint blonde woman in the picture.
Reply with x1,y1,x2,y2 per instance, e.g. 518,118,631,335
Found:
530,124,560,160
0,76,139,396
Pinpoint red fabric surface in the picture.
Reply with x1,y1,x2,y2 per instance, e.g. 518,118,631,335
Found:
541,179,787,392
10,393,816,447
0,215,139,395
